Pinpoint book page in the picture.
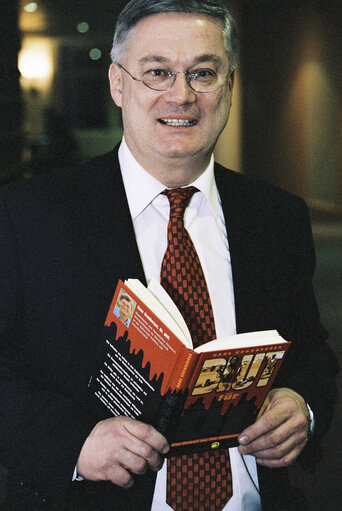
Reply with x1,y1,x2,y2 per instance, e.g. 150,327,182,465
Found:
125,278,192,348
195,330,287,353
147,278,192,347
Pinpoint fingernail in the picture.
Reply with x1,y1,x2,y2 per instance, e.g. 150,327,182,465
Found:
238,435,248,445
162,445,170,455
152,463,164,472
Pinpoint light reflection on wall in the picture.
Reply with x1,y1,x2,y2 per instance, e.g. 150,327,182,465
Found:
274,15,341,208
286,61,339,206
305,61,338,205
19,37,55,136
19,38,54,83
20,0,48,32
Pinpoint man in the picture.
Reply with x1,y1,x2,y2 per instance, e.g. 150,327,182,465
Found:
0,1,338,510
114,294,133,327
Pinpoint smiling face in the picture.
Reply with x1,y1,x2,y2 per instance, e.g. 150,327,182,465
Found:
119,297,132,321
109,12,234,187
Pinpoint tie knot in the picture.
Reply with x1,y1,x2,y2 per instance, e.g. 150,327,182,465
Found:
162,187,198,218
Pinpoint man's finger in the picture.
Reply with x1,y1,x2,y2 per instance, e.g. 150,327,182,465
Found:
104,463,135,488
238,388,309,447
239,408,307,455
238,406,288,446
123,418,170,454
119,435,166,472
243,426,308,459
256,438,308,468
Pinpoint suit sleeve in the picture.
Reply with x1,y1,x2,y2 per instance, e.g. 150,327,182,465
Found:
0,195,99,506
273,198,339,445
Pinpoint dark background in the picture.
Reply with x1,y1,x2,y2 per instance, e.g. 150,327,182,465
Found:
0,1,341,509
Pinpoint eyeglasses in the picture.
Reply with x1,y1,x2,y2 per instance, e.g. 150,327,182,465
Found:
118,63,229,94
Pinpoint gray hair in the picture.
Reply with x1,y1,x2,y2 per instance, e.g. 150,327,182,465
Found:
110,0,238,72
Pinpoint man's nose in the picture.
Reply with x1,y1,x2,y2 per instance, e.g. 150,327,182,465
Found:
163,73,197,104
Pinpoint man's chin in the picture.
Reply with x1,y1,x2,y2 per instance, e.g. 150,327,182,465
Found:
156,142,202,161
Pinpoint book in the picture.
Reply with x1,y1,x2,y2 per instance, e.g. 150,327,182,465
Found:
91,278,291,453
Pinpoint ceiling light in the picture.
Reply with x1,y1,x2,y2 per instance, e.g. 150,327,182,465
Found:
77,22,90,34
24,2,38,12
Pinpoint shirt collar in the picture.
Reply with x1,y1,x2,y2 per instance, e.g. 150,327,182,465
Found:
118,138,219,220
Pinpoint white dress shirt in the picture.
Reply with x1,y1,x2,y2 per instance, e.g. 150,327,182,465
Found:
118,139,261,511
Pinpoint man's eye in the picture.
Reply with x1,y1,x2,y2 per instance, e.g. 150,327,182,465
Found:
147,69,168,78
191,69,216,80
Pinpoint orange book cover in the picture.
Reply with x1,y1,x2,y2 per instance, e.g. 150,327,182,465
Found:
91,280,291,452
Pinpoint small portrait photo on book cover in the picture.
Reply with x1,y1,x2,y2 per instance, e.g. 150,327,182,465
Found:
113,290,136,328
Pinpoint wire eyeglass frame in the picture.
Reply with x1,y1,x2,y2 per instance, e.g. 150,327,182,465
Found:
117,63,230,94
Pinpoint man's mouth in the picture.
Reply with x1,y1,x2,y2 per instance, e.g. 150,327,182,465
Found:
158,118,197,127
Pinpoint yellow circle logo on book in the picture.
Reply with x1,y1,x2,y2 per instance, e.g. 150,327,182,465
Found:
211,441,220,449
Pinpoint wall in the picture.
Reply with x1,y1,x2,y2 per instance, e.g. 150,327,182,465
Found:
238,0,342,214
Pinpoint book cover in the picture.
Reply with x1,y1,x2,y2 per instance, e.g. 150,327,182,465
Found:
91,280,291,452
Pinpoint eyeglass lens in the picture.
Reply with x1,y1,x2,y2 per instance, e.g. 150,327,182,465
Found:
143,71,220,92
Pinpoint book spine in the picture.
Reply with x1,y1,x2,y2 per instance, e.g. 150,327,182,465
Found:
155,391,184,436
154,350,198,438
169,349,198,392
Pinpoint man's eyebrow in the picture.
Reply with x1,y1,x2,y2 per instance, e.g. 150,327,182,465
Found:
192,54,223,67
137,54,224,67
138,56,168,65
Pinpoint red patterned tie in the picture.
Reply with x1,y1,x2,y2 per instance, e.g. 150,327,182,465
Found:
160,187,232,511
160,187,215,348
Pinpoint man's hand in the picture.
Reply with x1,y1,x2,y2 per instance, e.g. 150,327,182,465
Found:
238,388,310,468
77,416,170,487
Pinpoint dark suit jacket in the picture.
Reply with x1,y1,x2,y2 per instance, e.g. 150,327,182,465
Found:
0,149,338,510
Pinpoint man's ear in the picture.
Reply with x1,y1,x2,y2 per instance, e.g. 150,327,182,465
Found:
228,69,235,95
108,63,123,107
226,69,235,109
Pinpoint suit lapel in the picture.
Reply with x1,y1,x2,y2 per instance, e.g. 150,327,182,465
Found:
215,164,267,334
47,149,146,295
46,155,268,331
